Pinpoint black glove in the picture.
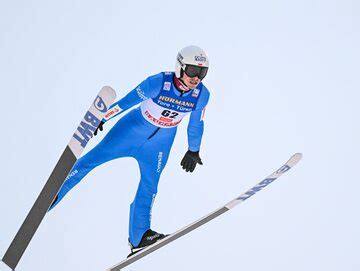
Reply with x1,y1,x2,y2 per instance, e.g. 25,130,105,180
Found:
180,150,203,173
94,121,105,136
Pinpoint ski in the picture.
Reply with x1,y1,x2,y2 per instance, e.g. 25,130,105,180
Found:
2,86,116,270
107,153,302,271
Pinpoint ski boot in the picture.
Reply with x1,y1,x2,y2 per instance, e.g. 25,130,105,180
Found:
128,229,168,257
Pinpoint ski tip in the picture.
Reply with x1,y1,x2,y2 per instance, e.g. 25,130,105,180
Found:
100,86,117,99
287,153,303,167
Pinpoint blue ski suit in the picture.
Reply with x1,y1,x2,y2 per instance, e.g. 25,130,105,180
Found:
49,72,210,246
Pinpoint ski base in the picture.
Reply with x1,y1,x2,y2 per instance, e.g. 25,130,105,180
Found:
107,153,302,271
2,86,116,270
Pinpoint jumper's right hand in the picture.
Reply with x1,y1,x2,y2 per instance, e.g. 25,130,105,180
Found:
94,121,105,136
180,150,203,173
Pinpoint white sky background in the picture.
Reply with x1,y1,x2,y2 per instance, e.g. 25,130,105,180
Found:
0,0,359,270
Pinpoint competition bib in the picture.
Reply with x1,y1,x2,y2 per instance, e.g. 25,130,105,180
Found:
140,72,202,128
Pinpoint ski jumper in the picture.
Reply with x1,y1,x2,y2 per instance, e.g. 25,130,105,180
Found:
49,72,210,246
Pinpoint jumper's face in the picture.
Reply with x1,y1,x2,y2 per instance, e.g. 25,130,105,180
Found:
181,72,201,89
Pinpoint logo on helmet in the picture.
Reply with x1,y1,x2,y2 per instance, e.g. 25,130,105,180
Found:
195,55,206,62
177,54,185,67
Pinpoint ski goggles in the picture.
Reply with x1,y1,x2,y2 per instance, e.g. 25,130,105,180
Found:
183,65,208,80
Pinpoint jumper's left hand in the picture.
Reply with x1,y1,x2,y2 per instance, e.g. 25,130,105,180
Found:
94,121,105,136
180,150,203,173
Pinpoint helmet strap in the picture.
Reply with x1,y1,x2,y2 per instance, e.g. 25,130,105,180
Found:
179,69,191,89
179,78,191,90
179,78,187,88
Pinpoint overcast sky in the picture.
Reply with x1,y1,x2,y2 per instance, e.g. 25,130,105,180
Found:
1,1,359,271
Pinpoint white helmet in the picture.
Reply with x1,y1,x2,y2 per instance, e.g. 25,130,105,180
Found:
175,45,209,79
